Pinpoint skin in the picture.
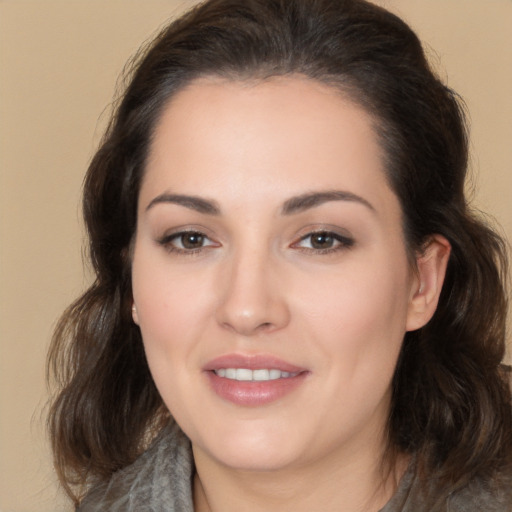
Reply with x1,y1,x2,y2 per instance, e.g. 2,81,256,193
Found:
131,76,450,512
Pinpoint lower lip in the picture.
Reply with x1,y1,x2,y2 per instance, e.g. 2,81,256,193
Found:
205,371,308,406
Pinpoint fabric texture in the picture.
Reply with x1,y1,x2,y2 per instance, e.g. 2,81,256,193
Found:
78,422,511,511
78,423,194,512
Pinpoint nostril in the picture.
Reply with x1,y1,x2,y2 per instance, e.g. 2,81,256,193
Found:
220,319,276,336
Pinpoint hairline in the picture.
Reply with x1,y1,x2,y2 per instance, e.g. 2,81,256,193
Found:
139,70,415,259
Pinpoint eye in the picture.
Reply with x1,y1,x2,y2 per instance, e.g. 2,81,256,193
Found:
293,231,354,253
158,230,218,253
175,232,208,249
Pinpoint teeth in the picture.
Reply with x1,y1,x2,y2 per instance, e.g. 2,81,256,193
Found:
213,368,298,381
269,369,281,379
236,368,253,381
253,369,269,381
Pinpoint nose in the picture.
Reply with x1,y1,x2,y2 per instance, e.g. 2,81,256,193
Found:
215,248,290,336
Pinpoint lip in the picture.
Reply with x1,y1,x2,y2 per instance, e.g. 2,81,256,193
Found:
204,353,305,373
203,353,309,407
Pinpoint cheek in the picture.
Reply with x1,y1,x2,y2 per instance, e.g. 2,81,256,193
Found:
131,250,209,412
295,250,412,370
131,244,205,358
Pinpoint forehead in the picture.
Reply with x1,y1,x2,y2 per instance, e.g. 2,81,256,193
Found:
142,76,396,215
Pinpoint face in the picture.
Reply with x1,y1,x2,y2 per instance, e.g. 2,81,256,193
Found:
131,76,422,473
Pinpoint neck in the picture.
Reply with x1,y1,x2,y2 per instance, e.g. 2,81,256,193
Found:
192,441,408,512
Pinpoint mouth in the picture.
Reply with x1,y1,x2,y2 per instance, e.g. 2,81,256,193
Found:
213,368,300,381
204,354,308,406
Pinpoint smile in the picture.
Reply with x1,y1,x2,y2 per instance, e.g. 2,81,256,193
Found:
203,354,308,406
213,368,300,381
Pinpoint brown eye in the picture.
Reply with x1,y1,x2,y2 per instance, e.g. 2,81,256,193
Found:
293,231,355,253
180,232,205,249
158,230,217,253
310,232,335,249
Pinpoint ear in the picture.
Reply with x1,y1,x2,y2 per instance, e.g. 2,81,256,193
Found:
406,235,451,332
132,303,140,325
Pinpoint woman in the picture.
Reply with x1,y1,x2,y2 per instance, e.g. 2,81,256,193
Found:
47,0,512,510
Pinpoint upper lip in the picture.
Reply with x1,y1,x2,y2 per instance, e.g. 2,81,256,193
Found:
203,353,306,373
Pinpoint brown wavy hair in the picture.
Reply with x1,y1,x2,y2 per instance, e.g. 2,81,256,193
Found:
47,0,512,504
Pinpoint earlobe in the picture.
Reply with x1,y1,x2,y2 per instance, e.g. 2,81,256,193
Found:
406,235,451,332
132,303,139,325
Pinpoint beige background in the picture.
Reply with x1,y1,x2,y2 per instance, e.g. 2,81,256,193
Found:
1,1,511,510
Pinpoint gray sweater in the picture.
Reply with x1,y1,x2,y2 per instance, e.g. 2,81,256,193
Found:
78,422,511,511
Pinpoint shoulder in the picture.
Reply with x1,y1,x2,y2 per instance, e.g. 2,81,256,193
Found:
77,422,194,512
382,462,512,512
448,472,512,512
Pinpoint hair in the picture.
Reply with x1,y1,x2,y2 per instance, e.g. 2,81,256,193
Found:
47,0,511,505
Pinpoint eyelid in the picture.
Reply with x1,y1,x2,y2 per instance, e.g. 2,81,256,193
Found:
154,224,354,255
156,227,221,254
291,228,355,253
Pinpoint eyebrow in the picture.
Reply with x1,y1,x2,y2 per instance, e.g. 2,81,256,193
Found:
145,189,375,216
281,190,376,215
145,193,221,215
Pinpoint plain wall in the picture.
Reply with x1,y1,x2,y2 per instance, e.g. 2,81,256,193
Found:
1,1,510,510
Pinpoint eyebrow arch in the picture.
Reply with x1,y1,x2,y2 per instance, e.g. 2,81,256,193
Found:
281,190,376,215
145,193,221,215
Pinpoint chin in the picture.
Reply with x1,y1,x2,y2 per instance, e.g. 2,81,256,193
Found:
194,421,305,471
211,446,299,472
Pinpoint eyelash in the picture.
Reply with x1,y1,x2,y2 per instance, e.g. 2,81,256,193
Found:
292,231,355,254
157,230,354,256
157,230,218,255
